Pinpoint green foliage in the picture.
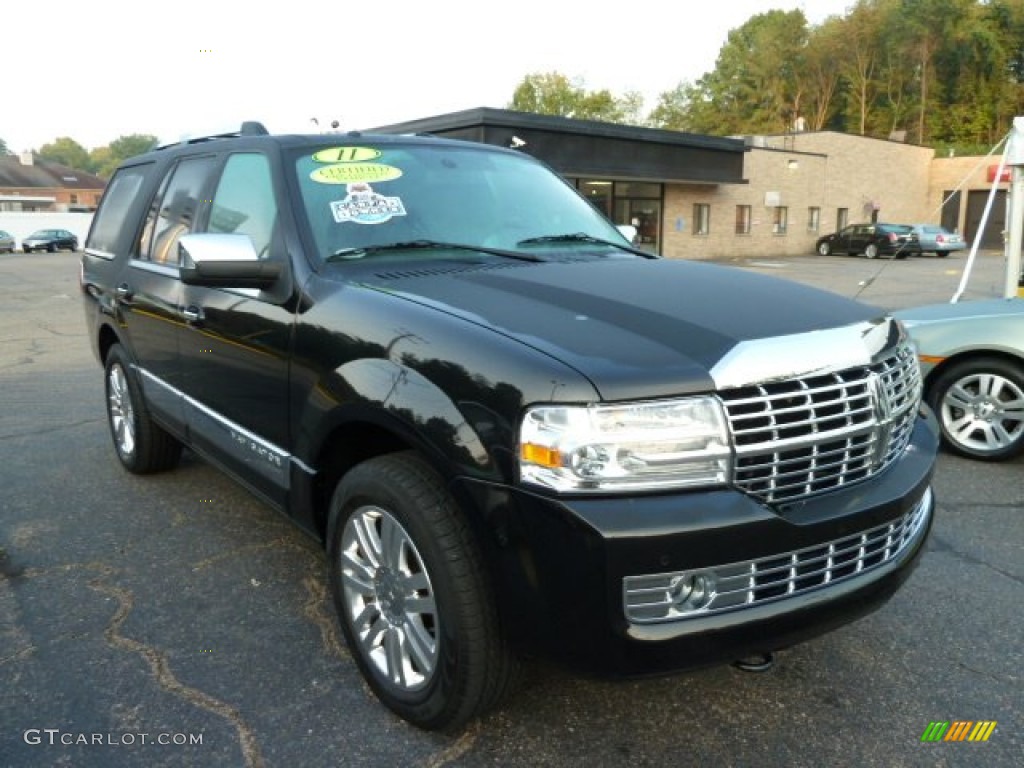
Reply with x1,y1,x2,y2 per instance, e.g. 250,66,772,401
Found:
508,0,1024,154
508,72,647,125
91,134,158,178
38,137,92,172
0,137,9,155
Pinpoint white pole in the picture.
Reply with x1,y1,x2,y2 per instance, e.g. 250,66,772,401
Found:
952,145,1007,303
1004,116,1024,298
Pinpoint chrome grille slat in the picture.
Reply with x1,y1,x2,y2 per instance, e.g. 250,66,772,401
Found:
623,489,931,624
720,344,921,503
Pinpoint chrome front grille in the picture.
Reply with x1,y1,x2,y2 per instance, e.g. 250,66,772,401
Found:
623,487,931,625
719,343,921,503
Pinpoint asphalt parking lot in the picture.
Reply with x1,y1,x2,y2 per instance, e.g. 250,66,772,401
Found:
1,249,1021,768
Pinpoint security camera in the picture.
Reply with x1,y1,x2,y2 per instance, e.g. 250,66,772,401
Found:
509,135,527,149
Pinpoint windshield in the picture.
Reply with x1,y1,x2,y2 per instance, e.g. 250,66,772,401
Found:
292,141,629,261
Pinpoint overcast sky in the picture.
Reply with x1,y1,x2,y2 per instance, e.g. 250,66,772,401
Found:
5,0,853,152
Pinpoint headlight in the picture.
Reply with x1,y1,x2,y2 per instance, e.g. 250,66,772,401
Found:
519,398,731,492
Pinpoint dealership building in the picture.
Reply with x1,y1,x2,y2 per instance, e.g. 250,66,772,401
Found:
377,108,1013,260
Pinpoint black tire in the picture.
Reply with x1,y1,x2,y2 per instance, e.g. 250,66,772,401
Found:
817,241,831,256
327,452,518,731
104,344,183,473
47,243,56,253
926,357,1024,461
865,243,879,259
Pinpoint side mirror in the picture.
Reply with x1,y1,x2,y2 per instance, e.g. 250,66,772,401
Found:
177,233,281,289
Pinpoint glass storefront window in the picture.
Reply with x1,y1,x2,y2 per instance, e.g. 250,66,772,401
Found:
570,178,663,253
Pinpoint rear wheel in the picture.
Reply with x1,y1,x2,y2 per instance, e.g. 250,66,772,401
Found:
864,243,879,259
927,357,1024,461
327,452,519,731
104,344,182,473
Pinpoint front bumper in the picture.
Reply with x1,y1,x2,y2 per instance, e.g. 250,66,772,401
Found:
457,409,938,676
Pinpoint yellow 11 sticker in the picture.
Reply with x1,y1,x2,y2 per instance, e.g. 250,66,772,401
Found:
312,147,382,163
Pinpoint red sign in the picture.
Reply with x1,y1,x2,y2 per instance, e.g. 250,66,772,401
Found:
987,165,1011,182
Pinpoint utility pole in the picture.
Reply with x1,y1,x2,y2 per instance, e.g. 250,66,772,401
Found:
1005,116,1024,298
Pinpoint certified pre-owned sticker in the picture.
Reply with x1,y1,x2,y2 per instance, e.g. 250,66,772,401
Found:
311,163,402,184
312,147,382,163
331,183,406,224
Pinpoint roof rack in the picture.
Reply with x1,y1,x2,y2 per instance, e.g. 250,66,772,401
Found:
156,121,269,150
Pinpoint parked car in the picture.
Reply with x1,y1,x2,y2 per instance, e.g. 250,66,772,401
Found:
81,122,938,731
909,224,967,257
22,228,79,253
894,297,1024,461
0,230,15,253
815,223,917,259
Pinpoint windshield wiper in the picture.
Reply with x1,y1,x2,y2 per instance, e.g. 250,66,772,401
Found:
328,239,543,263
516,232,658,259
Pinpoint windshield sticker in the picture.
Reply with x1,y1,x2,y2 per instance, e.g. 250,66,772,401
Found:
330,183,407,224
311,163,402,184
312,147,382,163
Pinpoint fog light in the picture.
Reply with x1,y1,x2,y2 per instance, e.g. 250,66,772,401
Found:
668,572,714,612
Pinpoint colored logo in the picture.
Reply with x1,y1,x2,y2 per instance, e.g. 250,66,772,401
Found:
330,183,406,225
310,163,402,184
920,721,997,742
312,147,382,163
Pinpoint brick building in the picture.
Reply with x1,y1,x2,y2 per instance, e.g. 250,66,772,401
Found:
0,152,106,213
375,108,1011,259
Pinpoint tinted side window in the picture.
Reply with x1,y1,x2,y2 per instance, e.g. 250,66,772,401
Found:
85,166,149,255
141,155,216,265
207,153,279,258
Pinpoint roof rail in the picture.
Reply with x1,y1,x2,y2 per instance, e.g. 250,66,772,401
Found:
156,121,270,150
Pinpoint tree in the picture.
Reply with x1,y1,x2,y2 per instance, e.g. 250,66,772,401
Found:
0,137,9,155
38,137,92,172
647,82,699,130
509,72,644,124
684,10,811,135
91,134,158,178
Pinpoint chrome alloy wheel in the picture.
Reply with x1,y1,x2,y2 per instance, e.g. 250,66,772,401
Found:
107,363,136,458
940,371,1024,454
339,505,438,693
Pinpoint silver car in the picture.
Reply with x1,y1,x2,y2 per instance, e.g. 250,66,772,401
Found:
909,224,967,257
0,230,15,254
894,297,1024,460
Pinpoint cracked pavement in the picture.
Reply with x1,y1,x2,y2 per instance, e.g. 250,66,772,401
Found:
1,251,1021,767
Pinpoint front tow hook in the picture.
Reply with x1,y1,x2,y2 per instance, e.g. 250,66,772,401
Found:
732,652,775,673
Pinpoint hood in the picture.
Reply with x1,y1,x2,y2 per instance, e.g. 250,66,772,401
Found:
354,258,883,400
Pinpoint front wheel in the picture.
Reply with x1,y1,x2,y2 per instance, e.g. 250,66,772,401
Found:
104,344,182,473
327,452,518,731
926,357,1024,461
817,241,831,256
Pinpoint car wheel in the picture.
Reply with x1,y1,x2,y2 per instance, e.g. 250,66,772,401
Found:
864,244,879,259
817,242,831,256
937,252,947,258
327,451,519,731
927,357,1024,461
104,344,183,473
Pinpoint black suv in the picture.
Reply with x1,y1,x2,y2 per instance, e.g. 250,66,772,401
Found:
81,122,938,731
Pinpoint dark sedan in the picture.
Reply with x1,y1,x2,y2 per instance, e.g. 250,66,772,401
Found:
22,228,79,253
815,223,917,259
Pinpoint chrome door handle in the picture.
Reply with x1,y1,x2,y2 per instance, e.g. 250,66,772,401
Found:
182,305,204,324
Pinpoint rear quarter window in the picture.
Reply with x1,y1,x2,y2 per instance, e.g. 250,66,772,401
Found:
86,165,152,256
